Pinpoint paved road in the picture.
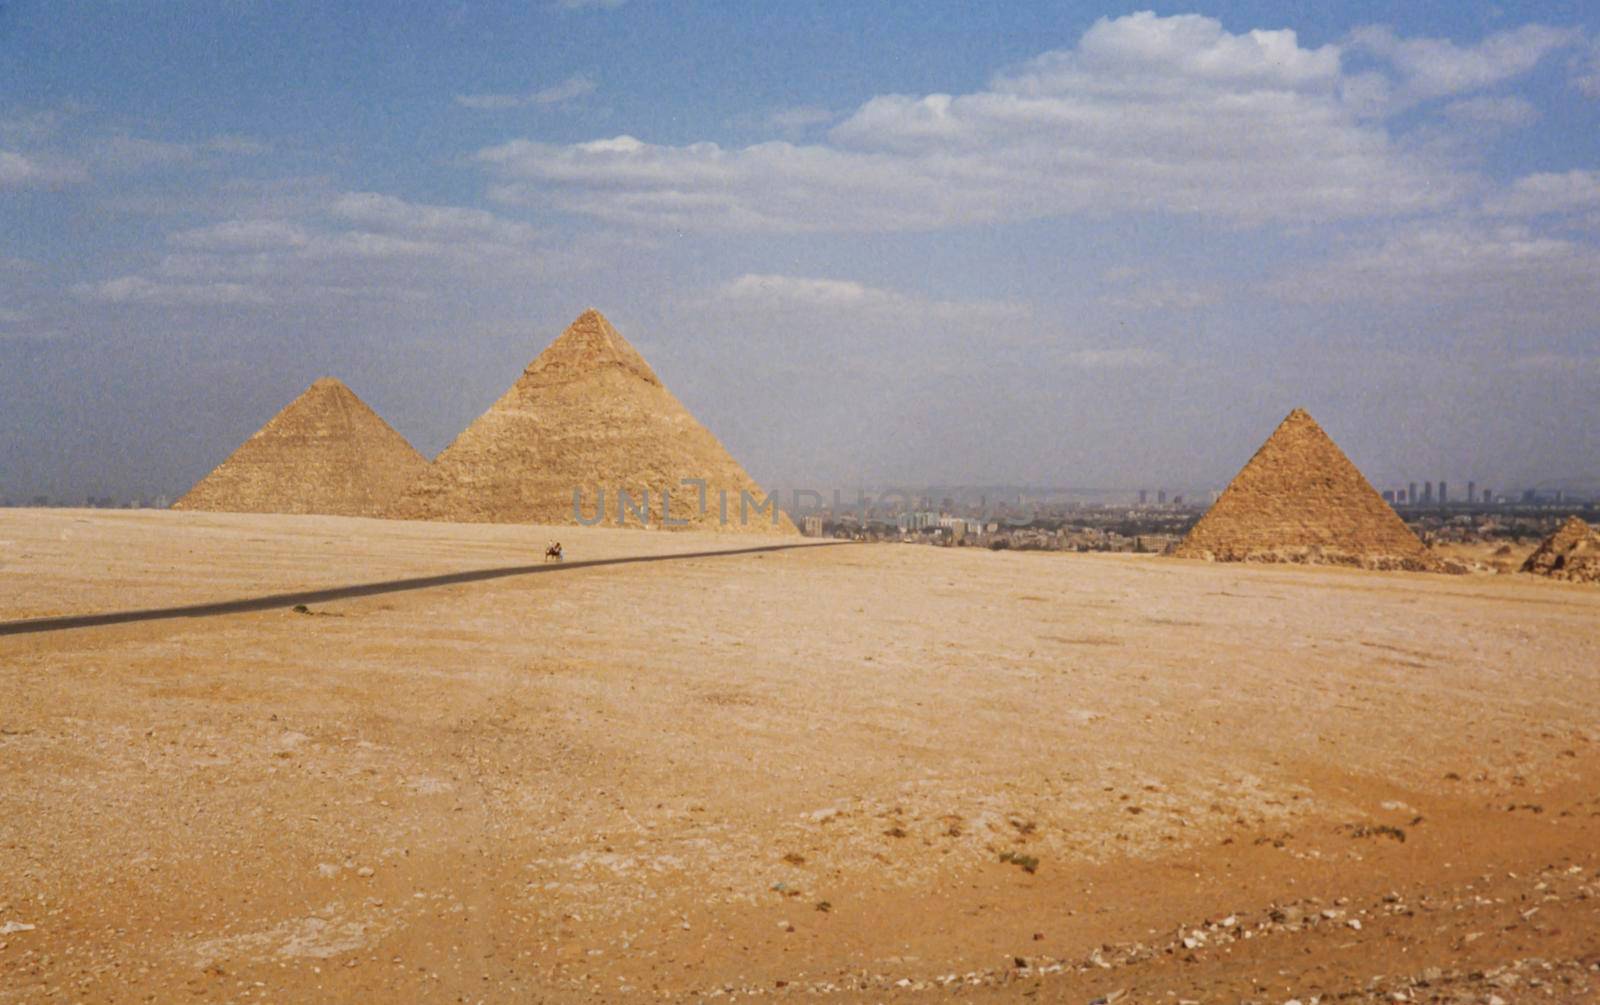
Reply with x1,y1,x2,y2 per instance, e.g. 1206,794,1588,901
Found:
0,541,846,637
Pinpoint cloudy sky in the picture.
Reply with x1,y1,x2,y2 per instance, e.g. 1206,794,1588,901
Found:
3,1,1598,502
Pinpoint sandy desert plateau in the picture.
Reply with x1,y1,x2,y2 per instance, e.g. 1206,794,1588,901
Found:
2,508,1598,1003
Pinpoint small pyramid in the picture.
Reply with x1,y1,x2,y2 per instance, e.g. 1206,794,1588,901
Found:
1520,516,1600,583
388,309,796,533
1174,408,1437,571
173,378,429,518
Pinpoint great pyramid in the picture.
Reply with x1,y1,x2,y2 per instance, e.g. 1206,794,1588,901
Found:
388,309,796,533
1173,408,1437,570
1520,515,1600,584
173,377,428,518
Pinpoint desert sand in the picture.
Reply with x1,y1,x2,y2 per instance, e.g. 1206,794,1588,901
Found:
2,509,1598,1003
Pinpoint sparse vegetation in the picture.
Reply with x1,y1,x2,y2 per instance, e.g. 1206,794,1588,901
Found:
1342,823,1406,843
999,850,1039,873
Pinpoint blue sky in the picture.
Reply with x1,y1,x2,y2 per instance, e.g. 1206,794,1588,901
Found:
3,1,1599,502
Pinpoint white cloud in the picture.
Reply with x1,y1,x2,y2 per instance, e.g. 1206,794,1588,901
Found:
456,75,596,109
0,149,88,188
170,219,313,252
709,272,1027,328
1574,40,1600,97
87,191,555,312
1510,353,1600,375
204,135,273,156
1061,347,1168,369
1025,12,1342,88
1099,278,1222,313
766,106,835,135
330,191,539,244
72,275,271,306
1349,23,1580,105
95,133,272,172
718,273,887,308
475,13,1464,232
1483,170,1600,219
1272,221,1600,323
1441,95,1539,126
0,108,72,146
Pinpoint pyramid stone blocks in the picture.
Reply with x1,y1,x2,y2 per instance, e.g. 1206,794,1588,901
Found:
1174,409,1437,571
173,378,428,518
388,309,795,533
1520,516,1600,583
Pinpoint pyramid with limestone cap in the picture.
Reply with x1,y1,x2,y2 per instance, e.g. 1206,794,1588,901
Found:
173,377,429,517
1174,408,1437,571
388,309,796,533
1519,515,1600,583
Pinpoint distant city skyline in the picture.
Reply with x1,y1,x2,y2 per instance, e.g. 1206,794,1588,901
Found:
3,2,1598,501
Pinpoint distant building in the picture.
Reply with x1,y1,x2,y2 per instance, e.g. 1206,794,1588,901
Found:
898,511,938,532
1467,481,1475,504
802,515,826,537
1408,482,1417,505
1157,490,1167,505
1423,481,1433,504
1382,490,1395,503
1482,488,1492,504
1138,489,1147,505
1439,481,1448,504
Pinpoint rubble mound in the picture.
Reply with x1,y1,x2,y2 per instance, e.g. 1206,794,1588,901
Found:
1520,516,1600,583
389,309,795,533
174,378,427,518
1174,409,1440,572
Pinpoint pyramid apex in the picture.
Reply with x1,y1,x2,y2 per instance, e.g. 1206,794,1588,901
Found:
522,308,660,385
309,376,350,392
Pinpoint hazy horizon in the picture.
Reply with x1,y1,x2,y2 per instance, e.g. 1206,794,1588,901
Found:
4,2,1598,503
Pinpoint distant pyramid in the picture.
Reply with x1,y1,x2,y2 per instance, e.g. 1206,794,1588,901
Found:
388,309,795,533
1174,408,1437,570
1520,516,1600,583
173,378,428,518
